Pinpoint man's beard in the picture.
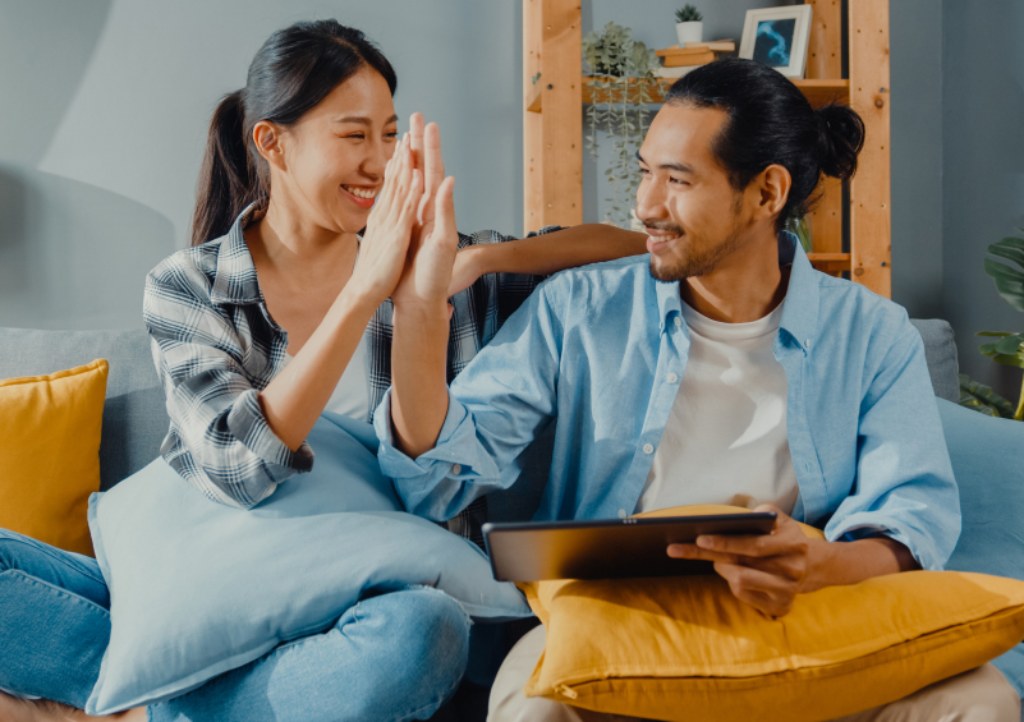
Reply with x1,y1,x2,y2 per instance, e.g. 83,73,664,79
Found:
648,227,747,283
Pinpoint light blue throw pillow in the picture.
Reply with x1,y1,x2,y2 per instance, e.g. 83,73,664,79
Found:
86,412,529,715
939,398,1024,703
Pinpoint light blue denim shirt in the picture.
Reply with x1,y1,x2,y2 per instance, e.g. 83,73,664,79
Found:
375,235,960,570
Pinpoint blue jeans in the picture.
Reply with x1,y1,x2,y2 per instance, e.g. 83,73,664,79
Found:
0,529,470,721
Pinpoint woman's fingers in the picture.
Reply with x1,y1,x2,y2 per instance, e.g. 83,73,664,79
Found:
373,133,408,217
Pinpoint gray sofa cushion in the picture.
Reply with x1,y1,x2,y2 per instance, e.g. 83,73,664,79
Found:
910,318,960,403
0,327,168,490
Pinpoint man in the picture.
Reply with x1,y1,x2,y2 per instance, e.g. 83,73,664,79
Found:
376,59,1021,720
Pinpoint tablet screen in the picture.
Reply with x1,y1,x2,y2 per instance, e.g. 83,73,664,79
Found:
483,511,777,581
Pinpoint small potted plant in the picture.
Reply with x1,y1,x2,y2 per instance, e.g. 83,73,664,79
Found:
675,4,703,46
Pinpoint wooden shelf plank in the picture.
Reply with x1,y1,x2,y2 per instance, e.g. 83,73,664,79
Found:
808,252,852,275
575,75,849,108
797,78,850,107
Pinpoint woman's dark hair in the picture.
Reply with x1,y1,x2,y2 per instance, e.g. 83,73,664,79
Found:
664,58,865,230
191,20,397,246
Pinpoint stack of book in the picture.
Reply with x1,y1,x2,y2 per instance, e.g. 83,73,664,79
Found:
655,40,736,78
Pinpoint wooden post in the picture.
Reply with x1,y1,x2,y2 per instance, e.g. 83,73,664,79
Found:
803,0,844,257
523,0,583,233
848,0,892,297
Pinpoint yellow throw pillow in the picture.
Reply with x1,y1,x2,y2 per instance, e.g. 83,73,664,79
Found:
521,505,1024,722
0,359,108,555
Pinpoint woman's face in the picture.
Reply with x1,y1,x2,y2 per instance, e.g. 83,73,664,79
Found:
274,66,398,235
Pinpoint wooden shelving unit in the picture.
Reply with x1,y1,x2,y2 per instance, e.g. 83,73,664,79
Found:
523,0,892,297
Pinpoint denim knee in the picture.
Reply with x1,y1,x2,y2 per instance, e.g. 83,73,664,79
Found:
0,529,25,571
396,585,472,674
354,586,471,720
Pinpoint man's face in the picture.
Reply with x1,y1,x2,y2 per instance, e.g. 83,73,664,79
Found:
636,102,757,282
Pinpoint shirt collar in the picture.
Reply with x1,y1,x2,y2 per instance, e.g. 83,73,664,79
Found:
654,231,819,350
209,203,264,306
777,230,820,353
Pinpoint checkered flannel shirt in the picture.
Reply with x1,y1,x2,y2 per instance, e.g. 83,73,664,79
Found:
143,206,550,541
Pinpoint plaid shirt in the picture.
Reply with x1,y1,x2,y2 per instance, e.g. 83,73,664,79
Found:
144,205,547,535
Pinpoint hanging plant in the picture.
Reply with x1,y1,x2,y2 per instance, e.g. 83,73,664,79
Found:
582,22,659,228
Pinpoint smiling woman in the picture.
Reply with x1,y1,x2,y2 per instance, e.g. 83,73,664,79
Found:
0,17,647,722
190,22,398,248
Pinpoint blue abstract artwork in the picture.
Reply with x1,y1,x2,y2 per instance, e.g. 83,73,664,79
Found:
753,18,796,67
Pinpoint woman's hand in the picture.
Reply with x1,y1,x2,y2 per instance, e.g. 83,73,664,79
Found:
392,118,459,310
346,134,422,306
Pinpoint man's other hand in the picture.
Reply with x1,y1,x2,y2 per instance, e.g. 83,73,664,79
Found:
666,504,823,618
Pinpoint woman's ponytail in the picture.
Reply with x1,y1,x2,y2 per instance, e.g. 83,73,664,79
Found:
815,104,866,182
190,90,265,246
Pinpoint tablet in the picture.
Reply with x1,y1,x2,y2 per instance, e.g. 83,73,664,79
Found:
482,511,777,582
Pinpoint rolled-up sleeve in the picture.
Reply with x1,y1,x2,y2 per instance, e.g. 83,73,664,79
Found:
144,264,313,509
374,276,566,521
823,317,960,570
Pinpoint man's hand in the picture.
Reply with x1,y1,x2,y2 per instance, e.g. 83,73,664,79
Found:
667,505,825,618
392,115,459,310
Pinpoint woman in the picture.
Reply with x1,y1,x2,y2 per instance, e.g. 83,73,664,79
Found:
0,19,644,722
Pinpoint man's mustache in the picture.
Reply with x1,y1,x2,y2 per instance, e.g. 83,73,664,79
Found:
640,220,683,235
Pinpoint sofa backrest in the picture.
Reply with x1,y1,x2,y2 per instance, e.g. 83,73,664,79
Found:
0,317,961,492
909,318,960,402
0,326,168,490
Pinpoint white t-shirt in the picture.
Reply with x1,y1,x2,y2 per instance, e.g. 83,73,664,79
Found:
636,300,798,514
285,331,371,421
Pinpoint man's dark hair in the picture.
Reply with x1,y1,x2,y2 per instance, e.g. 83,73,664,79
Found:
665,58,865,230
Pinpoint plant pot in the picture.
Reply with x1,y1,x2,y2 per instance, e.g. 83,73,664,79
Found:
675,21,703,46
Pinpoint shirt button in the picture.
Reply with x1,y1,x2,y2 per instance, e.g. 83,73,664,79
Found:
451,463,462,475
674,316,683,328
666,372,679,384
617,508,628,519
642,443,654,454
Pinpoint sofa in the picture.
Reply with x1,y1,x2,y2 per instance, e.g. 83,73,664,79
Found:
1,319,1021,720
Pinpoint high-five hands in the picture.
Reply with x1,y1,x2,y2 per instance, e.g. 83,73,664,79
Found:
349,133,422,306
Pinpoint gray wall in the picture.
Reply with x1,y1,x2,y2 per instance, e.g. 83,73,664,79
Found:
1,1,1022,402
890,0,945,320
940,0,1024,399
0,0,522,330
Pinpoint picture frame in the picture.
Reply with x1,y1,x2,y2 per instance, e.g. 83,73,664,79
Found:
738,5,813,78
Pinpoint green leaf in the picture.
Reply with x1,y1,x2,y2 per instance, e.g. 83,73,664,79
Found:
959,374,1015,417
994,333,1024,355
977,330,1012,337
979,350,1024,369
988,237,1024,269
984,236,1024,312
